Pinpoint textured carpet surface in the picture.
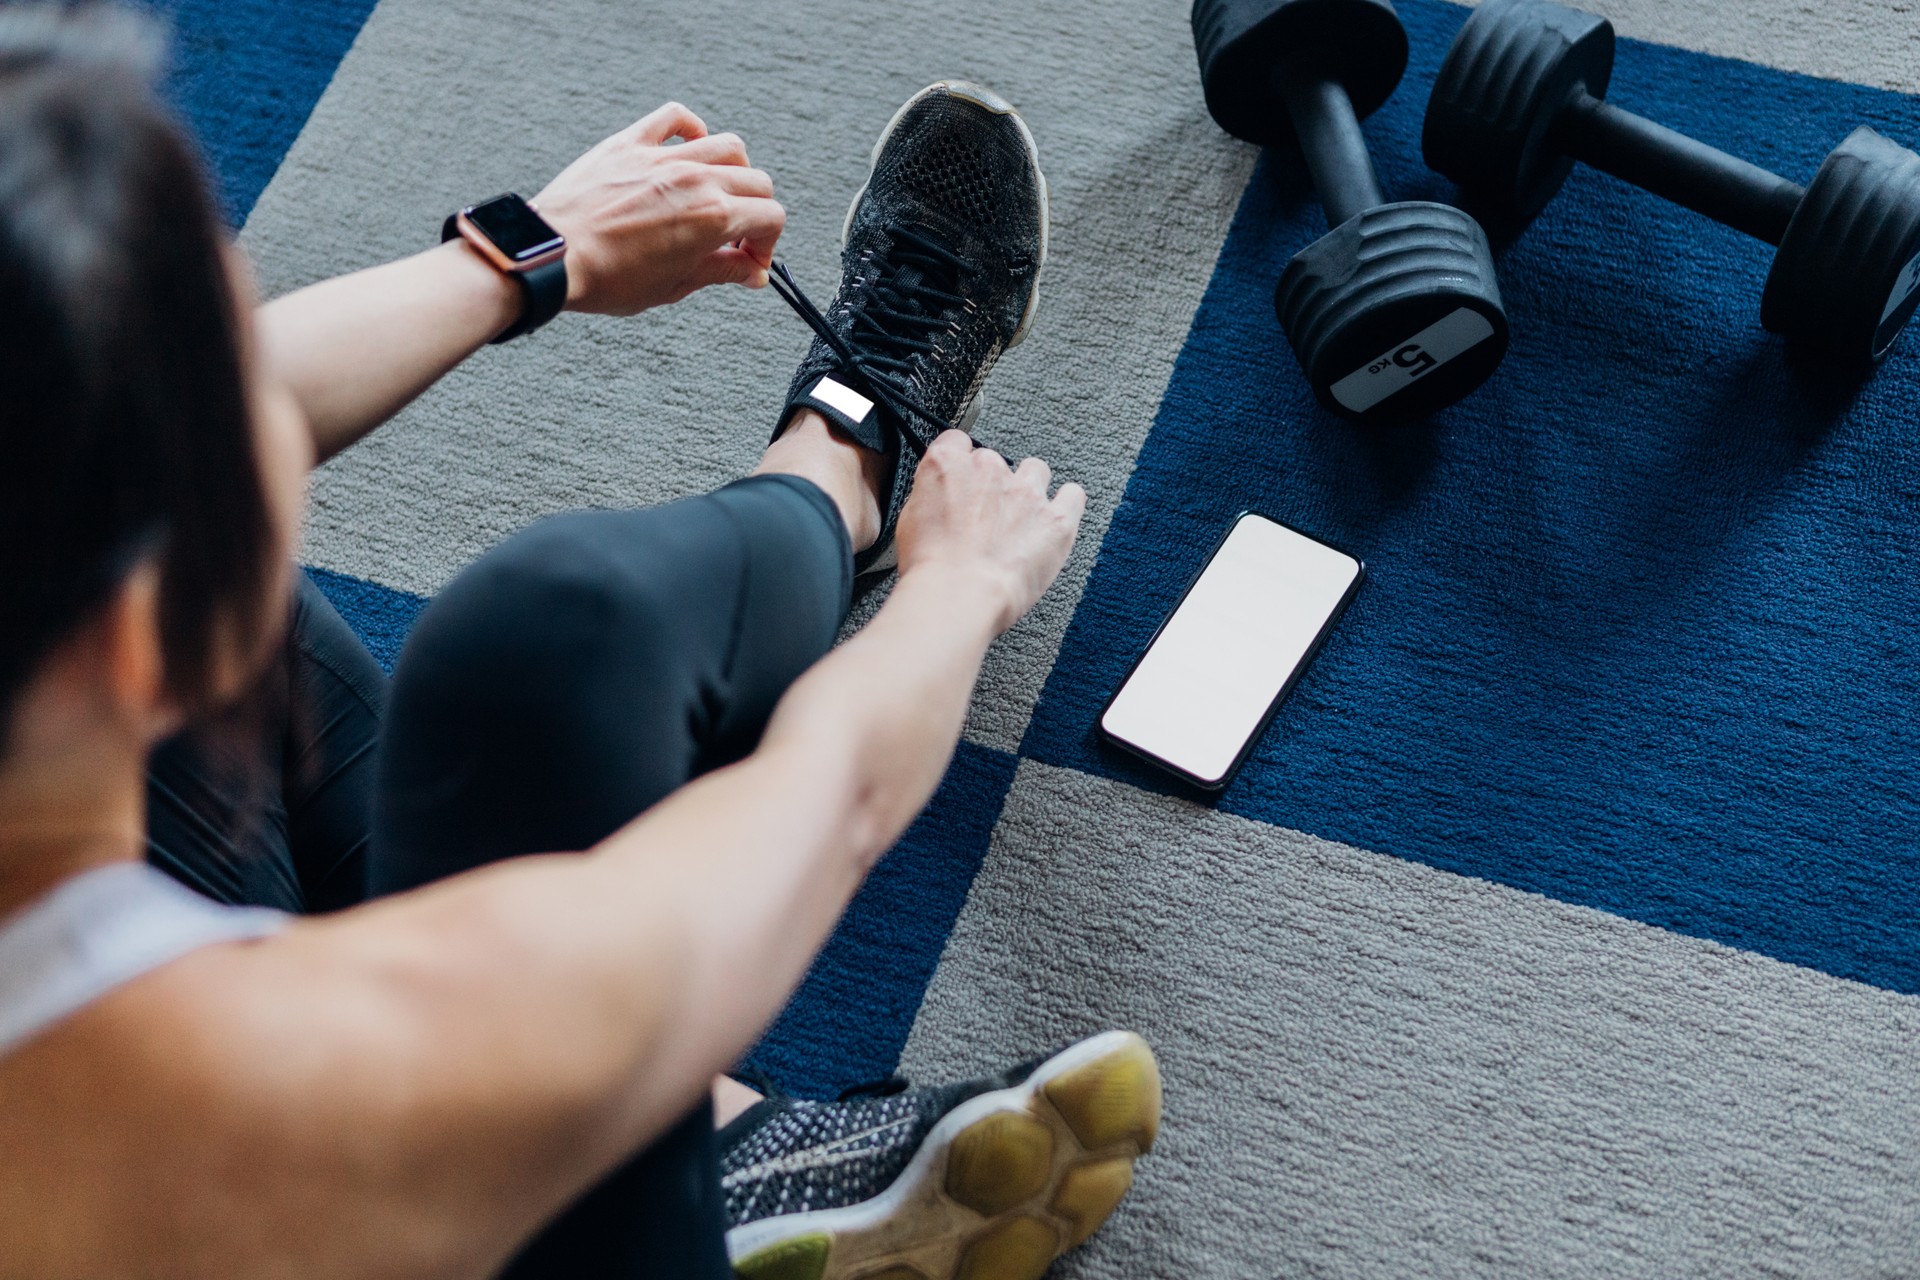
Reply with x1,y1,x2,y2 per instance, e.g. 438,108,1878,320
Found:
169,0,1920,1271
904,762,1920,1277
243,0,1251,755
141,0,379,222
1028,2,1920,994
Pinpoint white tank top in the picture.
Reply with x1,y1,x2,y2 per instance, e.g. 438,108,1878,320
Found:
0,861,285,1057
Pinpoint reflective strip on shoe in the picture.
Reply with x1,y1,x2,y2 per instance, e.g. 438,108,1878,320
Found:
792,374,886,455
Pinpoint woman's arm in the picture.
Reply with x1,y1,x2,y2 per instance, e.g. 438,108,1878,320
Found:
57,435,1084,1277
255,241,518,463
259,102,785,463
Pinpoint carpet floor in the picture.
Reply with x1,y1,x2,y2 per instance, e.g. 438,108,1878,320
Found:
160,0,1920,1272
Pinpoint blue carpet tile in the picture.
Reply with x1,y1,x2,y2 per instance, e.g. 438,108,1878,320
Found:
142,0,380,224
750,742,1021,1096
1025,0,1920,995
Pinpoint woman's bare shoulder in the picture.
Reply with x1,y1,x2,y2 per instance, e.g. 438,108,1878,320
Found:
0,885,636,1280
0,934,328,1273
0,927,487,1279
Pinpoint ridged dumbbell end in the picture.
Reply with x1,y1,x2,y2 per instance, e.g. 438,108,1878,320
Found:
1191,0,1408,148
1276,201,1509,422
1423,0,1614,235
1762,126,1920,369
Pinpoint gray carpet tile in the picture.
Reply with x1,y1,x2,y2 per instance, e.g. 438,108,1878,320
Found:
1465,0,1920,94
903,761,1920,1278
240,0,1253,754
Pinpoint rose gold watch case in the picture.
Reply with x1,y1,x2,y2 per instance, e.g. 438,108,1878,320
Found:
455,208,567,275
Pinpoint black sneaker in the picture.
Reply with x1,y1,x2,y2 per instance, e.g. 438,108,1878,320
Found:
721,1031,1160,1280
770,80,1049,575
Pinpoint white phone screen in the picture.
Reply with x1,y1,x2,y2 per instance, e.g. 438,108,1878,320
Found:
1100,514,1361,788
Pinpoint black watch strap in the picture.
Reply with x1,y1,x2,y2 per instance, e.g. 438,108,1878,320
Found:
441,213,569,344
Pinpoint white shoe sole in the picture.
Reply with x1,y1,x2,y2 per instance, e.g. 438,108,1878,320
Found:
726,1031,1160,1280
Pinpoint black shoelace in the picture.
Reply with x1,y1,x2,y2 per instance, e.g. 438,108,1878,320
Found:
769,225,973,447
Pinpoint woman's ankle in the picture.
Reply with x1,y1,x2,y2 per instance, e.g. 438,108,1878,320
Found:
754,409,885,552
712,1075,764,1129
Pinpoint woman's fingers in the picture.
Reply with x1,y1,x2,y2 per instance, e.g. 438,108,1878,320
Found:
629,101,708,146
723,195,786,267
674,131,750,166
1014,455,1052,494
1051,481,1088,522
932,428,973,456
697,244,772,289
711,165,774,200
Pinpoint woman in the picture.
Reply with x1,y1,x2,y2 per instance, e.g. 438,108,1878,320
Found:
0,7,1158,1279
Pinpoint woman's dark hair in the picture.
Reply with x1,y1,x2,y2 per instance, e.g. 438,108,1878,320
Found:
0,4,276,751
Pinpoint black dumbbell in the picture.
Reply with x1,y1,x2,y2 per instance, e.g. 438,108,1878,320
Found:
1425,0,1920,370
1192,0,1509,424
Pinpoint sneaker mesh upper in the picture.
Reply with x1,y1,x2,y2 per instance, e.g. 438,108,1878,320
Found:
775,84,1045,568
895,116,1010,228
719,1089,943,1226
833,87,1044,415
718,1056,1044,1229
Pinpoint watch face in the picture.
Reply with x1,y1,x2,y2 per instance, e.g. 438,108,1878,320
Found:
464,194,564,263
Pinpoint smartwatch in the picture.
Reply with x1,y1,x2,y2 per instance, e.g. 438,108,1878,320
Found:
442,193,569,343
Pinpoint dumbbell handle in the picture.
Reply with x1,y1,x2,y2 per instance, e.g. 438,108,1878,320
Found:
1280,74,1386,228
1553,90,1806,246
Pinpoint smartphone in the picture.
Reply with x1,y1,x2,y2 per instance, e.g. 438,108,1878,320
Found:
1099,513,1363,790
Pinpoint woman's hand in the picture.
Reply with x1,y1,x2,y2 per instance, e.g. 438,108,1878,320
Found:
533,102,785,314
894,430,1087,635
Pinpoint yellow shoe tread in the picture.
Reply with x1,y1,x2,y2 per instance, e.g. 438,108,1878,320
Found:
945,1110,1055,1216
735,1232,831,1280
955,1215,1059,1280
1050,1157,1136,1248
1041,1036,1162,1153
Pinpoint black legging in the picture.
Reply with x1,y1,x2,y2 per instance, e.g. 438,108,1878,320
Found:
146,473,851,1275
148,572,385,914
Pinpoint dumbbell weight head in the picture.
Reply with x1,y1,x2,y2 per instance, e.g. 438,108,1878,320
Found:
1763,127,1920,367
1434,0,1920,367
1193,0,1407,149
1423,0,1614,232
1276,201,1510,420
1195,0,1511,421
